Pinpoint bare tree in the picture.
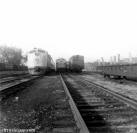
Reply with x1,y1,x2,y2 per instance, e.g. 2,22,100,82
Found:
0,45,22,66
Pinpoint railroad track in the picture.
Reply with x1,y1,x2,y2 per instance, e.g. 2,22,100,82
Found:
0,74,89,133
82,76,137,109
0,74,31,85
0,75,40,101
0,71,28,79
60,75,89,133
2,73,137,132
62,74,137,133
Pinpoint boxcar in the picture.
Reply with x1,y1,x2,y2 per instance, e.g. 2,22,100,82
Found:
97,64,137,79
69,55,84,72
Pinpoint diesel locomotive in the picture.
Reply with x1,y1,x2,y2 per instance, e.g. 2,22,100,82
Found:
27,48,55,75
56,58,67,72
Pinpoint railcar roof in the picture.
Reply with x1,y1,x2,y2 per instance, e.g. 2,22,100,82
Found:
29,48,47,53
56,58,67,62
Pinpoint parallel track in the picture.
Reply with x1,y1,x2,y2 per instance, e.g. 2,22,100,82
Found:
0,76,40,101
0,71,28,79
2,73,137,132
82,77,137,110
0,74,31,85
63,74,137,133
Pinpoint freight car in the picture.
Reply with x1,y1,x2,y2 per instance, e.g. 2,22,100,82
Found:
56,58,67,72
27,48,55,75
97,64,137,80
69,55,84,72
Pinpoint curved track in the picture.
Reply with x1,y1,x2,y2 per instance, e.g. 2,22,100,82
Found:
62,74,137,133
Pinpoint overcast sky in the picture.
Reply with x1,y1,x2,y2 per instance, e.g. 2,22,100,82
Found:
0,0,137,62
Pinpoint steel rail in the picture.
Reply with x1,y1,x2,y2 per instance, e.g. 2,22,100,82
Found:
60,75,90,133
0,76,40,100
0,76,40,90
81,77,137,110
0,75,31,84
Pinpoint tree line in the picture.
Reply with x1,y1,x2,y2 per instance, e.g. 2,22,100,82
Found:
0,45,26,66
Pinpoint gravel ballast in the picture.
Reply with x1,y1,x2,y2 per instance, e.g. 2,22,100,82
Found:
82,74,137,101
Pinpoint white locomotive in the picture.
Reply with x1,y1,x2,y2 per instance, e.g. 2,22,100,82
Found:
27,48,55,75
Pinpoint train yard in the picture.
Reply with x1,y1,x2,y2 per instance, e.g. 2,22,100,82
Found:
1,72,137,133
0,0,137,130
1,48,137,132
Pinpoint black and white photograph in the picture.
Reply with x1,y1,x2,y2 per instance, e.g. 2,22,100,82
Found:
0,0,137,133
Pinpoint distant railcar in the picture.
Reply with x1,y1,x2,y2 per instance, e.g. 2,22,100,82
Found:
69,55,84,72
97,64,137,80
84,62,98,72
27,48,55,75
56,58,67,72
